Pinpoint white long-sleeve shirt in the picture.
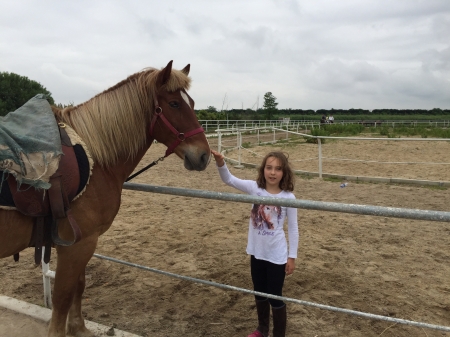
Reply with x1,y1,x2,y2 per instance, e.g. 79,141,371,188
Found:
217,163,299,265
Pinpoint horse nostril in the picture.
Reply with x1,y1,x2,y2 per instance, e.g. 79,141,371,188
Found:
201,152,210,166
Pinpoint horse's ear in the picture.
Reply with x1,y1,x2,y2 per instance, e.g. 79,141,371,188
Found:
181,64,190,75
156,60,173,87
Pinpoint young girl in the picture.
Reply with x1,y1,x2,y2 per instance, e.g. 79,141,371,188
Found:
211,149,299,337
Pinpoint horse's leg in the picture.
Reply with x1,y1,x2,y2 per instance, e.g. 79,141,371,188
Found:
48,235,98,337
67,270,91,337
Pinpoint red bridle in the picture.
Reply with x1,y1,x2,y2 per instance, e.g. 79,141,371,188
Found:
148,97,204,157
126,92,204,182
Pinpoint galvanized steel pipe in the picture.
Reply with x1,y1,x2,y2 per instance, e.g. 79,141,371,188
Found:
123,183,450,222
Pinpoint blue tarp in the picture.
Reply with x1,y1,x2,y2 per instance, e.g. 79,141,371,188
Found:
0,94,62,189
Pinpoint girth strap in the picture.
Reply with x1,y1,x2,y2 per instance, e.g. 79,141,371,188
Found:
33,217,52,264
34,217,45,264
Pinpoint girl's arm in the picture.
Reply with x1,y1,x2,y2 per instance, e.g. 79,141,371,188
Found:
211,149,255,194
211,149,225,167
286,205,299,275
286,258,295,275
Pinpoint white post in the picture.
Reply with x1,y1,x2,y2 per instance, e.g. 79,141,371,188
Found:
273,129,275,143
238,132,242,164
42,248,53,309
218,131,222,153
318,138,323,179
235,130,244,168
237,129,240,148
257,129,260,144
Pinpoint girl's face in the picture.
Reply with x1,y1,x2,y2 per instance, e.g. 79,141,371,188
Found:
264,156,283,190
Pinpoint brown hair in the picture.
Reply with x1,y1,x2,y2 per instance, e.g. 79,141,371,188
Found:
256,151,295,191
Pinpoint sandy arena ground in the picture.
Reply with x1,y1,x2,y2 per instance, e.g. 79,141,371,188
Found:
1,137,449,337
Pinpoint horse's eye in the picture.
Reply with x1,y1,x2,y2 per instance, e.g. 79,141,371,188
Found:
169,101,179,108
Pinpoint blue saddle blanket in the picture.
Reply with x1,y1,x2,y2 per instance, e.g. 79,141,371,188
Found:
0,94,62,190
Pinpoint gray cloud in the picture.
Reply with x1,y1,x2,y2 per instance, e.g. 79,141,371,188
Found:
0,0,449,110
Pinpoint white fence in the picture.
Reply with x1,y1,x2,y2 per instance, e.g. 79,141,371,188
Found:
199,119,450,133
215,127,450,187
40,183,450,333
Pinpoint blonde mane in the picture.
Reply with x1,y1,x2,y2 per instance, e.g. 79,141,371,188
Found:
53,66,191,167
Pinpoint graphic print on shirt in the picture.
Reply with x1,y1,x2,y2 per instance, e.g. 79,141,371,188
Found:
251,204,282,230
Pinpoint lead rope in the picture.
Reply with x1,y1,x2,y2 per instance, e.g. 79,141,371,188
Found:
125,155,165,182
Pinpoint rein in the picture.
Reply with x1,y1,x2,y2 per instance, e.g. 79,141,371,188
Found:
126,94,204,182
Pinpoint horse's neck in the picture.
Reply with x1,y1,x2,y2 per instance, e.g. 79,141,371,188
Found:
108,141,152,183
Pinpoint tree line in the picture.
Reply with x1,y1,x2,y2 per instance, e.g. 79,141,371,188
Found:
0,72,55,116
196,106,450,121
1,72,449,119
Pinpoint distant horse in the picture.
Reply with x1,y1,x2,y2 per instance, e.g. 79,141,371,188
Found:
0,61,211,337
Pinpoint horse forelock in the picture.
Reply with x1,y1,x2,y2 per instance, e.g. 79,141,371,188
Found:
54,66,192,168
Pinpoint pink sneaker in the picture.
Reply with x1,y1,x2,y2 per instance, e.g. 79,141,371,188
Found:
247,330,264,337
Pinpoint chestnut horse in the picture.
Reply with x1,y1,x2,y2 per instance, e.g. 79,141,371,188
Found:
0,61,211,337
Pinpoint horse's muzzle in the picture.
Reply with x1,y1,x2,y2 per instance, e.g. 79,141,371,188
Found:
184,151,211,171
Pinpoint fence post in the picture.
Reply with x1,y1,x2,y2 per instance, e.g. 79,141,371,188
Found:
257,129,260,145
239,131,242,164
218,131,222,153
235,130,244,168
318,138,323,178
42,248,53,309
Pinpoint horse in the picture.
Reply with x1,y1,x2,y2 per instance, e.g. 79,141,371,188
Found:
0,61,211,337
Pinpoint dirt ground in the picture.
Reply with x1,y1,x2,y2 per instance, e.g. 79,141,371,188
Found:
0,307,48,337
1,138,450,337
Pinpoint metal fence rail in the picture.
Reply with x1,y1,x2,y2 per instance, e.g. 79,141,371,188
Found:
123,183,450,222
93,253,450,333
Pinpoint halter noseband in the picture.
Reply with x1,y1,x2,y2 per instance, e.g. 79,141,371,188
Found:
125,93,204,182
148,97,204,157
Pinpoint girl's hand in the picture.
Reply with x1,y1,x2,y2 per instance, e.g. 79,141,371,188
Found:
211,149,225,167
285,258,295,276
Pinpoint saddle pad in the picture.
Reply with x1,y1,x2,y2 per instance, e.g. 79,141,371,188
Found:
0,125,94,211
0,94,62,189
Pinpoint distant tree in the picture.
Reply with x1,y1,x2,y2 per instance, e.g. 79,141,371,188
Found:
0,72,54,116
206,106,218,113
263,92,278,120
195,107,227,120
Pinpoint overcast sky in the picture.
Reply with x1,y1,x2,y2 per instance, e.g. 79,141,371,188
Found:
1,0,449,111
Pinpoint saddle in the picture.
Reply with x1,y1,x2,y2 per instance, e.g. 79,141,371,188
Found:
3,124,90,264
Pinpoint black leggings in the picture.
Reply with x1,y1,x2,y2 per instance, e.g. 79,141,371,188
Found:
250,255,286,308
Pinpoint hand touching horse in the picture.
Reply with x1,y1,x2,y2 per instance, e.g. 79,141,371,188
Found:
0,61,211,337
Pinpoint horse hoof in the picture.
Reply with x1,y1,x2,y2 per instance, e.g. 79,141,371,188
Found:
67,326,96,337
